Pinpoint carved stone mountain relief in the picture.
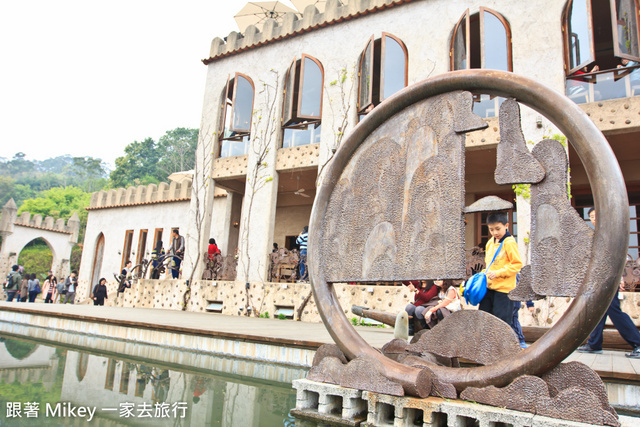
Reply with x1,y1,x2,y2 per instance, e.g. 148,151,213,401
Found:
321,91,486,282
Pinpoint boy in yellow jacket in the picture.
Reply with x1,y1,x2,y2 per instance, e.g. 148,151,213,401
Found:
480,212,523,324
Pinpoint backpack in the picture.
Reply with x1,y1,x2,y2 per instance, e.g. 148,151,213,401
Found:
5,272,19,290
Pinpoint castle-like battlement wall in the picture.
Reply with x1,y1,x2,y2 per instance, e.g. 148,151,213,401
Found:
88,179,193,210
204,0,409,63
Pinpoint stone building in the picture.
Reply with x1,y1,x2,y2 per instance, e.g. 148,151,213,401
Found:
73,0,640,322
188,0,640,283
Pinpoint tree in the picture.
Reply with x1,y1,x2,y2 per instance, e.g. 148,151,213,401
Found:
109,128,199,188
66,156,108,192
157,128,198,177
18,186,91,239
109,137,163,188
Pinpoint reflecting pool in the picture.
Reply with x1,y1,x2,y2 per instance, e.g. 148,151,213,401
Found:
0,334,307,426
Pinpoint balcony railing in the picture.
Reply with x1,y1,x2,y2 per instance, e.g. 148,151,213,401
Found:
566,65,640,104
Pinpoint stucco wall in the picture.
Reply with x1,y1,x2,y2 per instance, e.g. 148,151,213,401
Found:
191,0,570,282
77,200,192,301
272,205,313,250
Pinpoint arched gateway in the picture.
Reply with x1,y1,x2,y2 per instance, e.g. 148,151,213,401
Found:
0,199,80,282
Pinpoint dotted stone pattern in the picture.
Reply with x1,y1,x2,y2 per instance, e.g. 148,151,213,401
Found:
526,139,593,297
494,99,545,185
321,92,487,282
307,357,345,385
541,361,617,417
312,343,348,366
460,375,550,413
508,265,544,302
406,311,521,365
211,155,248,179
338,357,406,397
456,364,620,426
276,144,320,170
380,338,408,356
536,387,620,426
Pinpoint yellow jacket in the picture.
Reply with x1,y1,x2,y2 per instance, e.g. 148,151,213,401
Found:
483,233,523,293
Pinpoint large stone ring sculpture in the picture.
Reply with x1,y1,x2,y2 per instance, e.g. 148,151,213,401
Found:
308,69,629,396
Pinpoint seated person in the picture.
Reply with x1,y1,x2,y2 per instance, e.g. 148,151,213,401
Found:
424,280,462,328
404,280,439,334
567,64,599,96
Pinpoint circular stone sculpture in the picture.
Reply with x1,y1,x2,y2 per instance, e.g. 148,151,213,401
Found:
308,69,629,394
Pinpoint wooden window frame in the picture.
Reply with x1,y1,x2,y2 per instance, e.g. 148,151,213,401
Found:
562,0,596,75
450,8,513,72
136,229,148,267
90,233,105,286
121,230,134,271
479,7,513,71
282,54,324,127
358,36,375,113
450,9,470,70
297,54,324,121
562,0,640,75
282,60,297,126
217,73,255,158
218,75,231,135
380,33,409,102
230,73,255,134
610,0,640,61
358,33,408,114
152,228,163,253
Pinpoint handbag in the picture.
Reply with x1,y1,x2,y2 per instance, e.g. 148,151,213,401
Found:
34,282,41,294
463,240,505,306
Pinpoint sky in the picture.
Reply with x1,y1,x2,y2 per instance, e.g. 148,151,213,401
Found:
0,0,297,169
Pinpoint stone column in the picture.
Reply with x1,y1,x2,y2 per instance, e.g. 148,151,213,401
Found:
0,199,17,280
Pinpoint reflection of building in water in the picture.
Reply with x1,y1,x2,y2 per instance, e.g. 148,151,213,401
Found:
0,339,59,391
60,350,295,426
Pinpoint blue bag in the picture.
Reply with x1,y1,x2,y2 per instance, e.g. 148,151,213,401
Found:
463,241,504,306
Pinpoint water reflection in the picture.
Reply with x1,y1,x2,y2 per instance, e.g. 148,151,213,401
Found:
0,335,299,426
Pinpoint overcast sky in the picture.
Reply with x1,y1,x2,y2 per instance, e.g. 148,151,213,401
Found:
0,0,297,169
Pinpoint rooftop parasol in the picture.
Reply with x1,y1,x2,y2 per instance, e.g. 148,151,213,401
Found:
234,1,301,32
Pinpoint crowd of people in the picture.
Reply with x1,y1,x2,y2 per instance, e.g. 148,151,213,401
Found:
2,266,81,305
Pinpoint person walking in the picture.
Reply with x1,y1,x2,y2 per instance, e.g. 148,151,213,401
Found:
91,278,108,306
19,274,29,302
578,208,640,358
296,226,309,282
3,265,22,302
63,271,78,304
42,271,57,303
27,273,40,302
169,229,185,279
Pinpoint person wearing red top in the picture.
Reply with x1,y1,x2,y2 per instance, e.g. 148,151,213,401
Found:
208,238,221,259
404,280,439,334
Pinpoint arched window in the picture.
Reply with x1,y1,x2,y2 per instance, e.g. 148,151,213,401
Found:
218,73,255,158
563,0,640,103
282,55,324,148
358,33,408,119
451,8,512,117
